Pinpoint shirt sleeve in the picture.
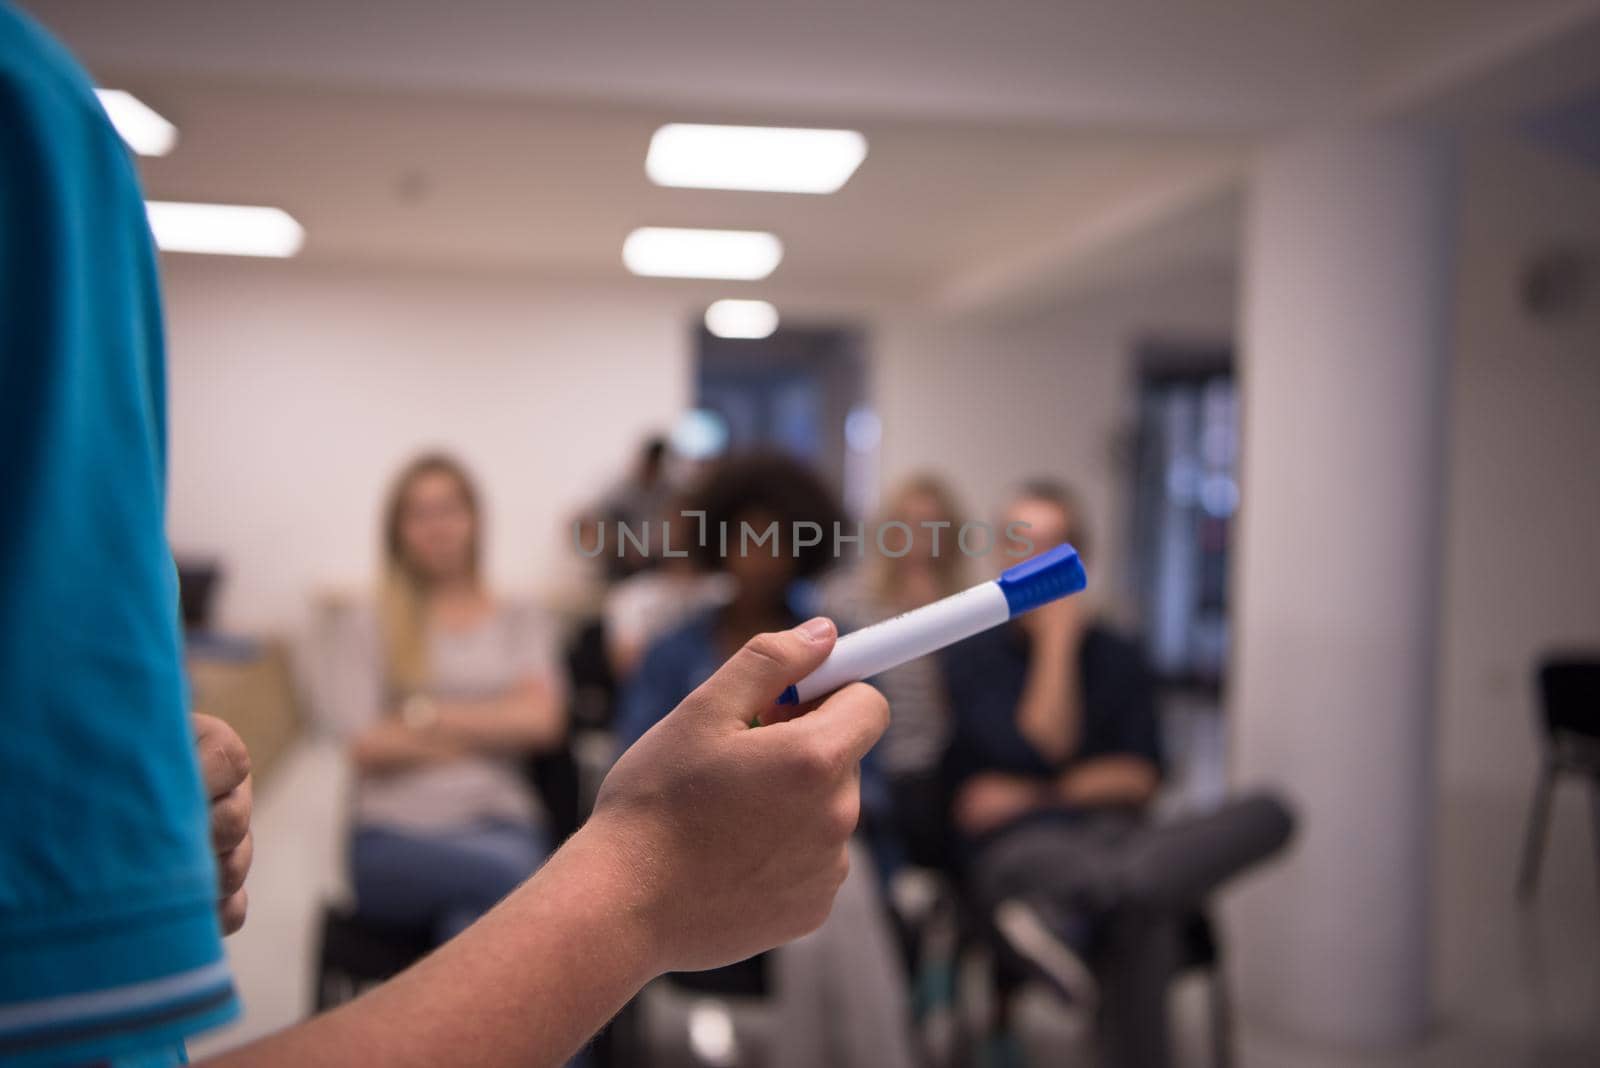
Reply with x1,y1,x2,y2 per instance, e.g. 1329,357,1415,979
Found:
615,631,692,755
0,9,239,1063
601,578,649,655
1081,631,1164,774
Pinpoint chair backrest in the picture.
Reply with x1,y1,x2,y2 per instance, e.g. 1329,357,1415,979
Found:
527,746,581,842
1537,657,1600,739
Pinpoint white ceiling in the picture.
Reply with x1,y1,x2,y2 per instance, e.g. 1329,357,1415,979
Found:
110,78,1248,299
20,0,1600,310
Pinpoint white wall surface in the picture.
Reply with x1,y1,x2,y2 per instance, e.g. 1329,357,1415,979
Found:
1437,130,1600,800
161,261,692,630
1429,128,1600,1031
875,267,1238,613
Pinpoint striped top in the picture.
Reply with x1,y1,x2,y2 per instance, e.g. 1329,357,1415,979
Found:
819,570,952,776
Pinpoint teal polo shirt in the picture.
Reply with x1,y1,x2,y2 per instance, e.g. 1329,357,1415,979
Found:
0,4,239,1064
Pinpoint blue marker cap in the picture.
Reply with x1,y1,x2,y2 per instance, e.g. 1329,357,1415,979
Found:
997,543,1086,617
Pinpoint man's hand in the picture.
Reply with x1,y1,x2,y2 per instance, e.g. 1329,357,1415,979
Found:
199,618,889,1068
954,772,1047,836
1014,593,1088,764
588,616,889,973
1018,589,1086,647
193,714,253,935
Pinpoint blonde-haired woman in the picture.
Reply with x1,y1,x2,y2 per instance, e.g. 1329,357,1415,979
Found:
824,473,969,866
326,453,567,945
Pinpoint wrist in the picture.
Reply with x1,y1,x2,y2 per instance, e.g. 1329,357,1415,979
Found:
401,693,439,732
1039,620,1079,649
557,816,672,982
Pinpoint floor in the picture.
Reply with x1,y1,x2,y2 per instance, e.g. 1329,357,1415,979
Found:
188,716,1600,1066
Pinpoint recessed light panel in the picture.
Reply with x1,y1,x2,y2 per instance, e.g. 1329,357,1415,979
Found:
95,90,178,156
705,299,779,339
647,124,867,194
623,227,782,280
146,202,305,258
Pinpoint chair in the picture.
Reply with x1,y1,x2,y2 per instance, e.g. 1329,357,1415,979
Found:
312,620,620,1052
312,906,433,1012
1516,656,1600,901
1180,911,1232,1068
972,794,1293,1068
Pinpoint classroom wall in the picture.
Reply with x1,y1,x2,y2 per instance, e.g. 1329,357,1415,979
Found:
874,267,1239,617
1429,125,1600,1003
159,255,1238,633
160,261,692,629
1437,131,1600,802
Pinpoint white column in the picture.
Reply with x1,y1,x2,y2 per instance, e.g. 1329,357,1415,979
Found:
1227,124,1455,1047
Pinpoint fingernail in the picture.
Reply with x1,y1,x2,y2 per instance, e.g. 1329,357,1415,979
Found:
797,616,835,642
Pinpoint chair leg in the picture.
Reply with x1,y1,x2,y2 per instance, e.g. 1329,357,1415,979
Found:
1590,778,1600,908
1208,967,1233,1068
1097,910,1179,1068
1516,763,1557,903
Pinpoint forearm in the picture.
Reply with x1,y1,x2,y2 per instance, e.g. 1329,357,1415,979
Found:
201,820,658,1068
350,722,466,773
1057,756,1159,808
1015,639,1081,763
435,682,566,754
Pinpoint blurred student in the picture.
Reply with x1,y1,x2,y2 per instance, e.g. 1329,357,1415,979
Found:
599,435,673,531
591,435,675,582
323,454,568,945
617,453,918,1068
0,10,887,1066
941,481,1161,1053
822,473,968,867
602,504,732,680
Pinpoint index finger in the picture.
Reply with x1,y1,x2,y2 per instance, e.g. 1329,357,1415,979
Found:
193,713,251,800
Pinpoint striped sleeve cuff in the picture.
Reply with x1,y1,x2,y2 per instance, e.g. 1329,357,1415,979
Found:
0,889,240,1067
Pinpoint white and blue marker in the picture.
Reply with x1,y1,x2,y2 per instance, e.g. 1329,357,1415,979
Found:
778,542,1087,706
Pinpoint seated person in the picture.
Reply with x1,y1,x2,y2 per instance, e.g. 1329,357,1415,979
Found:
941,480,1161,1048
323,453,568,945
820,473,971,869
602,504,732,681
616,452,918,1068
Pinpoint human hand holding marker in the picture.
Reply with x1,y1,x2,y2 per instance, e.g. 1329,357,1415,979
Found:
779,542,1087,706
204,619,888,1068
590,616,889,972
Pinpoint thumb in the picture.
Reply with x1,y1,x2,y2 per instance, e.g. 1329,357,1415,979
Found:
683,617,837,727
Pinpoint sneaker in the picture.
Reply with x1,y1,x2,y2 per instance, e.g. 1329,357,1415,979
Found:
993,899,1099,1011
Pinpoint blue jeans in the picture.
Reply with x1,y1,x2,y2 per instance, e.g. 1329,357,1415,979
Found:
350,821,547,945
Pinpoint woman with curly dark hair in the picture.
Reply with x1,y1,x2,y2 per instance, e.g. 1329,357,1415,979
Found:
614,450,917,1068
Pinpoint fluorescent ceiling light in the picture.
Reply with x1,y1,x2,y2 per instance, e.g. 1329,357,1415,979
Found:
705,299,779,339
647,123,867,194
94,90,178,156
623,227,781,280
146,202,305,258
